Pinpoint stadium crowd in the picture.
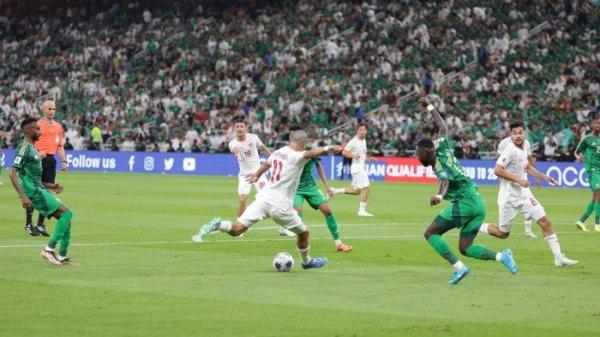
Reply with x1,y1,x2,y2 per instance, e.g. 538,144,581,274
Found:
0,0,598,160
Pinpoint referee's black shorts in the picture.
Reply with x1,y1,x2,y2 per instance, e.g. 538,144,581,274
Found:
41,154,57,184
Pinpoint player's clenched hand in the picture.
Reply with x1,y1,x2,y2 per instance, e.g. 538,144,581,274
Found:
20,196,32,211
50,183,64,194
40,153,47,159
575,153,584,162
430,195,442,206
518,179,530,188
329,145,343,153
245,173,258,183
418,97,429,108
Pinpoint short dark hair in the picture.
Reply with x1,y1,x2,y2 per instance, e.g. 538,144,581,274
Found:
289,125,303,132
21,117,38,129
416,138,435,149
509,120,525,131
357,123,367,129
233,116,246,124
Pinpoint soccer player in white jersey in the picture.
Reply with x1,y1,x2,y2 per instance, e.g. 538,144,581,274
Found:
196,130,343,269
479,121,578,267
330,124,373,216
228,117,294,237
497,136,538,238
228,117,271,217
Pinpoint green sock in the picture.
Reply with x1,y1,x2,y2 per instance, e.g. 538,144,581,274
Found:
59,225,71,257
579,201,595,223
595,202,600,226
465,244,497,260
325,214,340,241
427,235,458,265
49,210,73,250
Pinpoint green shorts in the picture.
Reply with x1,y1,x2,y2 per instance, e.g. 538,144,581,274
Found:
589,171,600,191
294,186,328,210
28,188,63,218
434,193,486,238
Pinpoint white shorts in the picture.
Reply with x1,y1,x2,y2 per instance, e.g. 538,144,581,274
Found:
238,199,307,234
351,170,370,189
498,195,545,233
238,175,268,196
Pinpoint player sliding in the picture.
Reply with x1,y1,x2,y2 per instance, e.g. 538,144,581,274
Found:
416,97,516,285
497,135,538,238
228,116,294,237
479,121,578,267
196,129,342,269
574,118,600,232
9,117,75,266
289,126,352,252
330,124,374,216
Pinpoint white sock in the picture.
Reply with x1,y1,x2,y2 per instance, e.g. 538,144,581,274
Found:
495,252,502,261
524,219,533,233
45,247,54,252
334,239,342,245
297,246,311,264
57,255,67,261
544,233,562,259
218,220,232,233
359,201,367,212
576,220,584,225
332,188,345,195
479,223,490,234
452,260,465,272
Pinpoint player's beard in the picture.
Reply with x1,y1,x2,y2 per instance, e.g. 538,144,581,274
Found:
31,133,40,142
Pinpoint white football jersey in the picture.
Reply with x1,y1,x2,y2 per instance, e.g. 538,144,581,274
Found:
496,140,532,202
257,146,308,209
498,137,531,156
345,136,367,172
229,133,264,176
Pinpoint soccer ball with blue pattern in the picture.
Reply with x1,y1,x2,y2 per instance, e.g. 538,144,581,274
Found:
272,252,294,272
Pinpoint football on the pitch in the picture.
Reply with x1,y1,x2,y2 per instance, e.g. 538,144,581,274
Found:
272,252,294,272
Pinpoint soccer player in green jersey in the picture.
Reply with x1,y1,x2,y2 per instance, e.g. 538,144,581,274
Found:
575,118,600,232
290,127,352,252
416,97,517,285
9,117,75,266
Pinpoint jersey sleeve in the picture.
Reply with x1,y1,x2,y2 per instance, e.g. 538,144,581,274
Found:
254,134,265,149
228,141,237,154
266,152,276,165
433,161,450,181
496,147,513,168
12,145,27,169
435,137,450,152
344,139,356,153
576,136,588,154
525,140,532,156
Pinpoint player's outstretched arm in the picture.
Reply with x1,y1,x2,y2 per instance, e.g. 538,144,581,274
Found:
494,164,529,188
419,97,448,138
525,164,558,185
430,180,449,206
303,145,342,159
315,161,330,192
247,161,271,183
9,167,32,211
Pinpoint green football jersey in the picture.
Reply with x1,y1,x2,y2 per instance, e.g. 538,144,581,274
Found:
576,135,600,172
433,137,478,201
298,157,320,191
12,141,44,195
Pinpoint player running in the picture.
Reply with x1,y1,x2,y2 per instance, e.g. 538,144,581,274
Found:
575,118,600,232
196,130,342,269
289,126,352,252
497,136,538,238
479,121,577,266
9,117,75,266
416,97,516,285
330,124,374,216
228,117,294,237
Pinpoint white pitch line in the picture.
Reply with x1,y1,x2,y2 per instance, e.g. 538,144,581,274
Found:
0,230,587,249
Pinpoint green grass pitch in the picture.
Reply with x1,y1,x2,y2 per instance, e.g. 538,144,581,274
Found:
1,172,600,337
